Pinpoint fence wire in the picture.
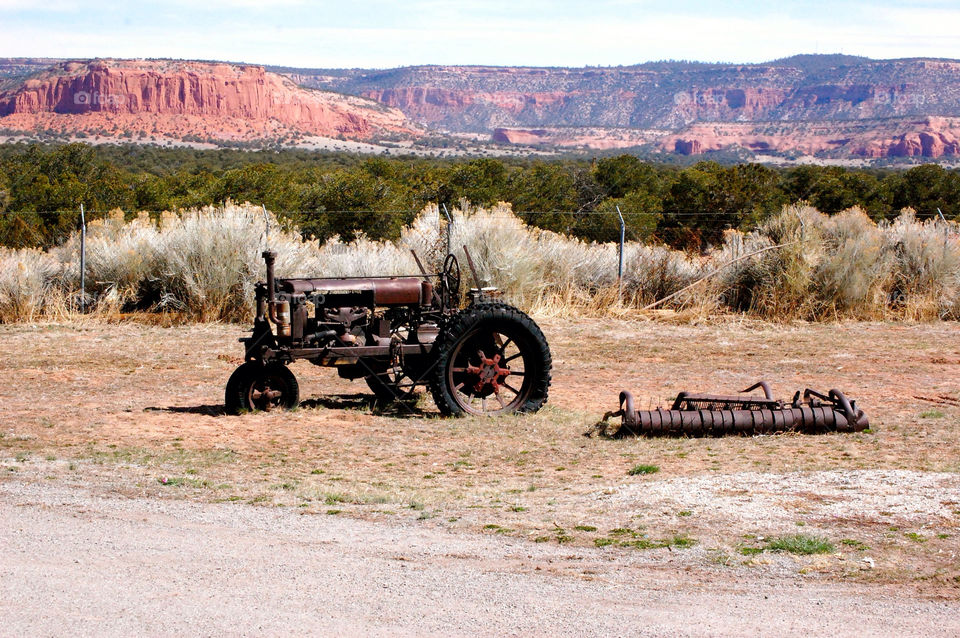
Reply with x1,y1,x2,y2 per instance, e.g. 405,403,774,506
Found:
2,202,958,320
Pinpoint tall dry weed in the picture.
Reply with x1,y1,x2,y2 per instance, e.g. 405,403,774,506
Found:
810,208,891,318
883,210,960,320
0,248,62,322
1,201,957,323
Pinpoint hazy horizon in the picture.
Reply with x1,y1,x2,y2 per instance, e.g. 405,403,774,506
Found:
1,1,958,68
4,52,957,72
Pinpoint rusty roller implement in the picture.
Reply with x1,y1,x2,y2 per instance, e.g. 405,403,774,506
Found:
603,382,869,437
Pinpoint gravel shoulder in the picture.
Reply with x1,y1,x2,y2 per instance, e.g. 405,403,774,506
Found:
2,480,958,637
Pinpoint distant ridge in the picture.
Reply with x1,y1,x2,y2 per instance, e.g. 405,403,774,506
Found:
764,53,872,71
2,54,960,159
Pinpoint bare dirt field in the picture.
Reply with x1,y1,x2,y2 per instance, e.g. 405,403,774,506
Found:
3,480,959,637
1,315,959,631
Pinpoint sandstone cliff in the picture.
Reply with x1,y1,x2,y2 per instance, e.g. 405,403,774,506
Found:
4,55,960,158
0,59,419,141
292,56,960,158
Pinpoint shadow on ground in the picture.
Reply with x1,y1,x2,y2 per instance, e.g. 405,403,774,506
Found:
144,393,431,418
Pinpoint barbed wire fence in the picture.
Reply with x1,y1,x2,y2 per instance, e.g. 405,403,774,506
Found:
1,203,957,313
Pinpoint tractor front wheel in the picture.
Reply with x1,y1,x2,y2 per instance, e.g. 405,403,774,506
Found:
225,361,300,414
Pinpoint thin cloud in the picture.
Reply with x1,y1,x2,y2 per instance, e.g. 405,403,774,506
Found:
0,1,958,66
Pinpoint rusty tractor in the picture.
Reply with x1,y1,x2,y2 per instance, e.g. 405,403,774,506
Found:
225,249,552,416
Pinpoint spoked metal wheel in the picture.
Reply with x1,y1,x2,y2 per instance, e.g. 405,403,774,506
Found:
225,362,300,414
431,303,551,416
440,253,461,309
447,330,529,414
365,363,420,403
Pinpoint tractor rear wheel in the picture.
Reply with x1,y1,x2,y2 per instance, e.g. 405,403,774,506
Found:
430,303,551,416
225,361,300,414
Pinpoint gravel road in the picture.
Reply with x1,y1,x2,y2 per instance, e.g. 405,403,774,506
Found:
1,480,956,637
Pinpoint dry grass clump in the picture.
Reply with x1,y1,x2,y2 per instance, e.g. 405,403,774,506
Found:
885,210,960,320
34,204,332,321
0,247,64,322
812,208,892,316
0,201,957,323
715,205,960,320
439,203,701,313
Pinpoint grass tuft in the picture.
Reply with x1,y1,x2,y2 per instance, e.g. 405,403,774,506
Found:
627,464,660,476
764,534,835,555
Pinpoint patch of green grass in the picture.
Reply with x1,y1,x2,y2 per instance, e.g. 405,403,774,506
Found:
595,527,696,550
157,476,211,488
905,532,926,543
840,538,870,551
408,500,425,511
669,534,697,548
627,464,659,476
324,493,346,505
937,533,950,539
574,525,597,532
765,534,835,555
621,534,697,550
740,534,835,556
533,536,551,543
509,505,527,512
677,510,693,517
920,410,944,419
620,538,661,549
326,509,341,515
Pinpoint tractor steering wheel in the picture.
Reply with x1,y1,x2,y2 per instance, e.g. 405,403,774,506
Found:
441,253,461,309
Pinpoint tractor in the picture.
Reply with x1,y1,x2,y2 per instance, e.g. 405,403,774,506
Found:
225,249,551,416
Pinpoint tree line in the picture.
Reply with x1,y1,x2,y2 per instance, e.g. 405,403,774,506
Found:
1,142,958,249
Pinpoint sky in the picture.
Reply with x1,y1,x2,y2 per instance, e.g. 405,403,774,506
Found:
1,0,959,69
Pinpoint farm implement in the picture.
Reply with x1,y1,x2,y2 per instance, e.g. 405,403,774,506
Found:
595,381,869,437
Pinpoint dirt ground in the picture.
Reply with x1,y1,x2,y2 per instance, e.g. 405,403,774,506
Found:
2,315,959,599
4,480,959,637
